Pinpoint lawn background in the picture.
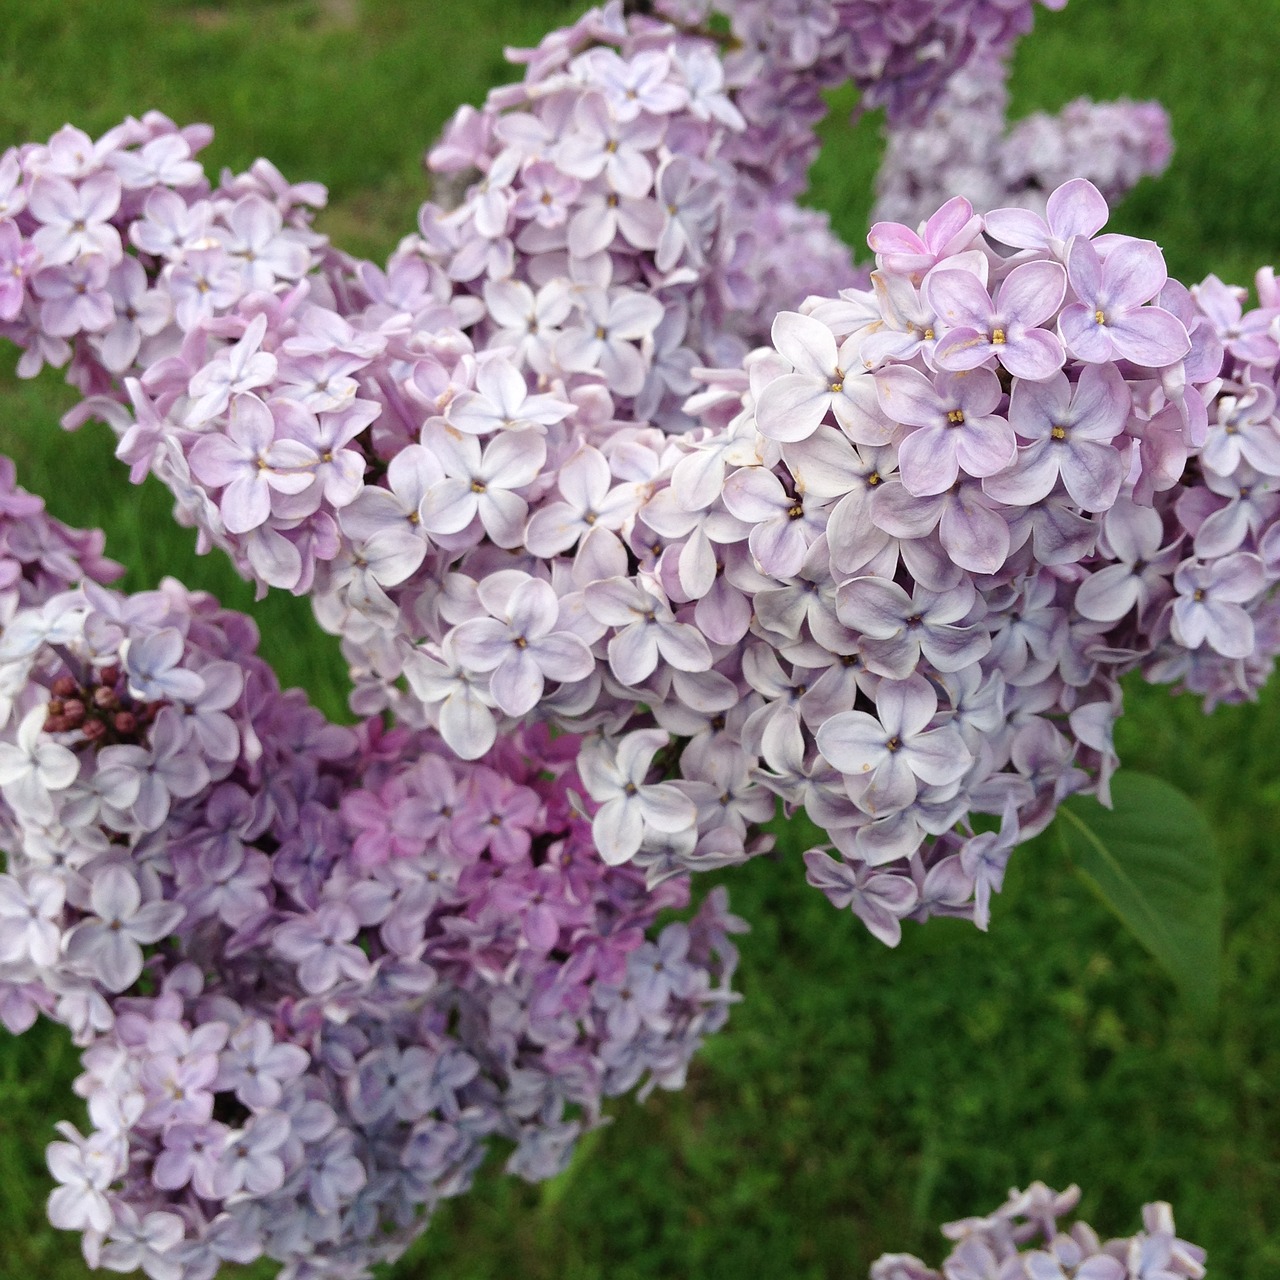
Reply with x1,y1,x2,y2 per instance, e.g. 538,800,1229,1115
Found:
1,1,1279,1276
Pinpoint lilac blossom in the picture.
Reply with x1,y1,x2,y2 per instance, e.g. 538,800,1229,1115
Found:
184,315,279,427
0,703,80,819
875,365,1014,495
1170,553,1265,658
872,1185,1205,1280
34,256,115,337
0,499,741,1277
985,362,1132,511
1074,500,1181,623
803,848,918,943
835,577,989,673
0,0,1277,1119
63,865,184,992
721,466,830,578
28,172,122,265
445,356,575,435
1059,236,1191,366
927,259,1067,380
524,445,643,555
754,310,884,443
556,288,665,396
188,394,317,534
452,575,594,715
584,577,712,685
419,425,546,548
817,676,972,816
577,729,698,865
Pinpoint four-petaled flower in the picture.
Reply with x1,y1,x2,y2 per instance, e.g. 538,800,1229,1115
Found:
64,864,185,992
816,675,972,816
928,260,1067,380
452,574,594,716
577,729,697,866
1058,236,1191,366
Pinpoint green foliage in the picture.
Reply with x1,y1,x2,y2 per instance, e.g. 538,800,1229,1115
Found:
2,0,1280,1277
1058,774,1223,1015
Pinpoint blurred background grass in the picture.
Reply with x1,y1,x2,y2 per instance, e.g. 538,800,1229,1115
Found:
2,0,1279,1276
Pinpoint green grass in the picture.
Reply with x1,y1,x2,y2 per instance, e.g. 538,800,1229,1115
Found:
2,0,1280,1276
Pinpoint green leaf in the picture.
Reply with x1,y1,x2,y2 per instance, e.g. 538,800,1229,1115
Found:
1056,773,1223,1015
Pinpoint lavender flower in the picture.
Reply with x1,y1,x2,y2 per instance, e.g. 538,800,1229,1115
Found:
0,460,742,1276
871,1184,1205,1280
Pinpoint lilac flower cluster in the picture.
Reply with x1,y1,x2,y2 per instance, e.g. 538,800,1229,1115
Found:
0,2,1260,1273
871,1182,1205,1280
445,176,1222,939
0,2,855,595
0,542,742,1278
650,0,1066,133
3,0,1279,955
1137,265,1280,706
873,54,1172,229
0,0,1068,604
366,180,1277,942
0,455,122,627
382,0,883,428
0,112,323,387
401,178,1273,946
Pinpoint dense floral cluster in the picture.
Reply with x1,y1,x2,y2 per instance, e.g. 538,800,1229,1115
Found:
873,54,1172,227
326,178,1280,943
0,535,742,1278
0,454,122,624
650,0,1065,133
871,1182,1205,1279
0,0,1068,606
538,177,1280,935
2,0,1279,944
318,177,1278,943
0,0,1242,1270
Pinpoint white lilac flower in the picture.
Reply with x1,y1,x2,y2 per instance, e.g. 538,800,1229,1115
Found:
419,423,546,549
46,1124,123,1233
63,864,184,992
0,703,80,819
577,729,697,865
0,869,65,969
184,314,279,427
754,310,884,444
452,574,594,717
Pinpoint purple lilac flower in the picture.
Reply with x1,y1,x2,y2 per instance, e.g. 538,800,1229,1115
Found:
451,575,594,716
1059,236,1191,366
0,7,1275,970
984,362,1132,512
875,365,1014,495
871,1184,1205,1280
0,517,741,1277
927,259,1067,380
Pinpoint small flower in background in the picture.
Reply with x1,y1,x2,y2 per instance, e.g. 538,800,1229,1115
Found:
870,1184,1205,1280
